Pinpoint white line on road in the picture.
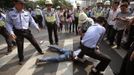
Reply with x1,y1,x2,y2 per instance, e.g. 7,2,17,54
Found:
56,39,73,75
114,48,127,58
86,57,114,75
16,41,49,75
0,43,30,68
105,40,127,58
0,44,7,50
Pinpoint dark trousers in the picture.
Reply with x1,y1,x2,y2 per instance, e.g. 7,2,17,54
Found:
75,17,78,35
125,25,134,49
72,20,75,32
119,50,134,75
14,29,43,61
78,44,111,72
106,25,113,41
35,15,43,28
109,28,124,46
0,27,14,51
46,22,58,45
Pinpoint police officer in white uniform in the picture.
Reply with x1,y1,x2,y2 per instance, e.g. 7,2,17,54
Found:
42,0,60,45
6,0,44,65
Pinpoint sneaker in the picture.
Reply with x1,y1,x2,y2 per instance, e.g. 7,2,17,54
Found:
35,59,46,66
74,56,86,63
35,59,41,66
55,42,59,45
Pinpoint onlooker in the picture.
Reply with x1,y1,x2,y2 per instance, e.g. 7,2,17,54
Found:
106,1,120,45
110,2,131,49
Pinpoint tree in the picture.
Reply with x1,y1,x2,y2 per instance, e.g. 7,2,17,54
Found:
0,0,14,9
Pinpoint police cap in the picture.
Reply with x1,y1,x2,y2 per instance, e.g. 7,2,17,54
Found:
13,0,26,4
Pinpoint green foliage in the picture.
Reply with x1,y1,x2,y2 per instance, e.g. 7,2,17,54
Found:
25,1,36,9
35,0,72,8
0,0,72,9
0,0,14,9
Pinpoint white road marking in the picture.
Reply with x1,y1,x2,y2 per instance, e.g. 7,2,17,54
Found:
16,41,49,75
56,39,73,75
105,40,127,58
0,44,7,50
0,43,30,68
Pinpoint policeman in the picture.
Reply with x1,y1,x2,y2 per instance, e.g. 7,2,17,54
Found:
103,0,111,18
42,0,60,45
34,5,44,29
0,10,15,53
6,0,44,65
92,0,104,18
74,3,81,35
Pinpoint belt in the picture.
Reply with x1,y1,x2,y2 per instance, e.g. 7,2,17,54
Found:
0,26,5,29
81,44,95,51
14,29,29,32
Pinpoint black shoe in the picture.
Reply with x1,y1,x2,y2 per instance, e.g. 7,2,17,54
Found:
35,59,41,66
19,60,24,65
38,52,44,55
90,69,104,75
19,61,23,65
55,42,59,45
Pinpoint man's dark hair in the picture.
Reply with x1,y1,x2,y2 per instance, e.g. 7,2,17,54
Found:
113,1,120,5
96,17,107,27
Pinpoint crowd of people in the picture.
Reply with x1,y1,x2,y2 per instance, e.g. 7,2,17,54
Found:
0,0,134,75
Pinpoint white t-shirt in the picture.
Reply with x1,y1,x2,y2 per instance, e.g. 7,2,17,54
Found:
107,8,120,26
81,23,106,48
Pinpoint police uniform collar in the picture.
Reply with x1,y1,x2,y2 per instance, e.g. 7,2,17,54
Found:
46,8,54,11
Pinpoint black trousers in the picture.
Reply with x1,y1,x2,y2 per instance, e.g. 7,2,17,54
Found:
119,50,134,75
109,28,124,46
78,44,111,72
35,15,43,28
0,27,13,51
106,25,113,41
72,20,75,32
46,22,58,45
75,17,78,35
125,25,134,49
14,29,43,61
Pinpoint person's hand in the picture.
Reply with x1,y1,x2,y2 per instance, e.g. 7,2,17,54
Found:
95,49,101,54
130,51,134,61
95,46,101,54
113,17,121,21
9,34,16,41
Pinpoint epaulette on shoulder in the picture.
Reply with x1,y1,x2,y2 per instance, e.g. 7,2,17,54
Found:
9,8,14,11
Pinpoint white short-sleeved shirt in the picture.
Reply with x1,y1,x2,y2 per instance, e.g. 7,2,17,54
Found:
81,23,106,48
